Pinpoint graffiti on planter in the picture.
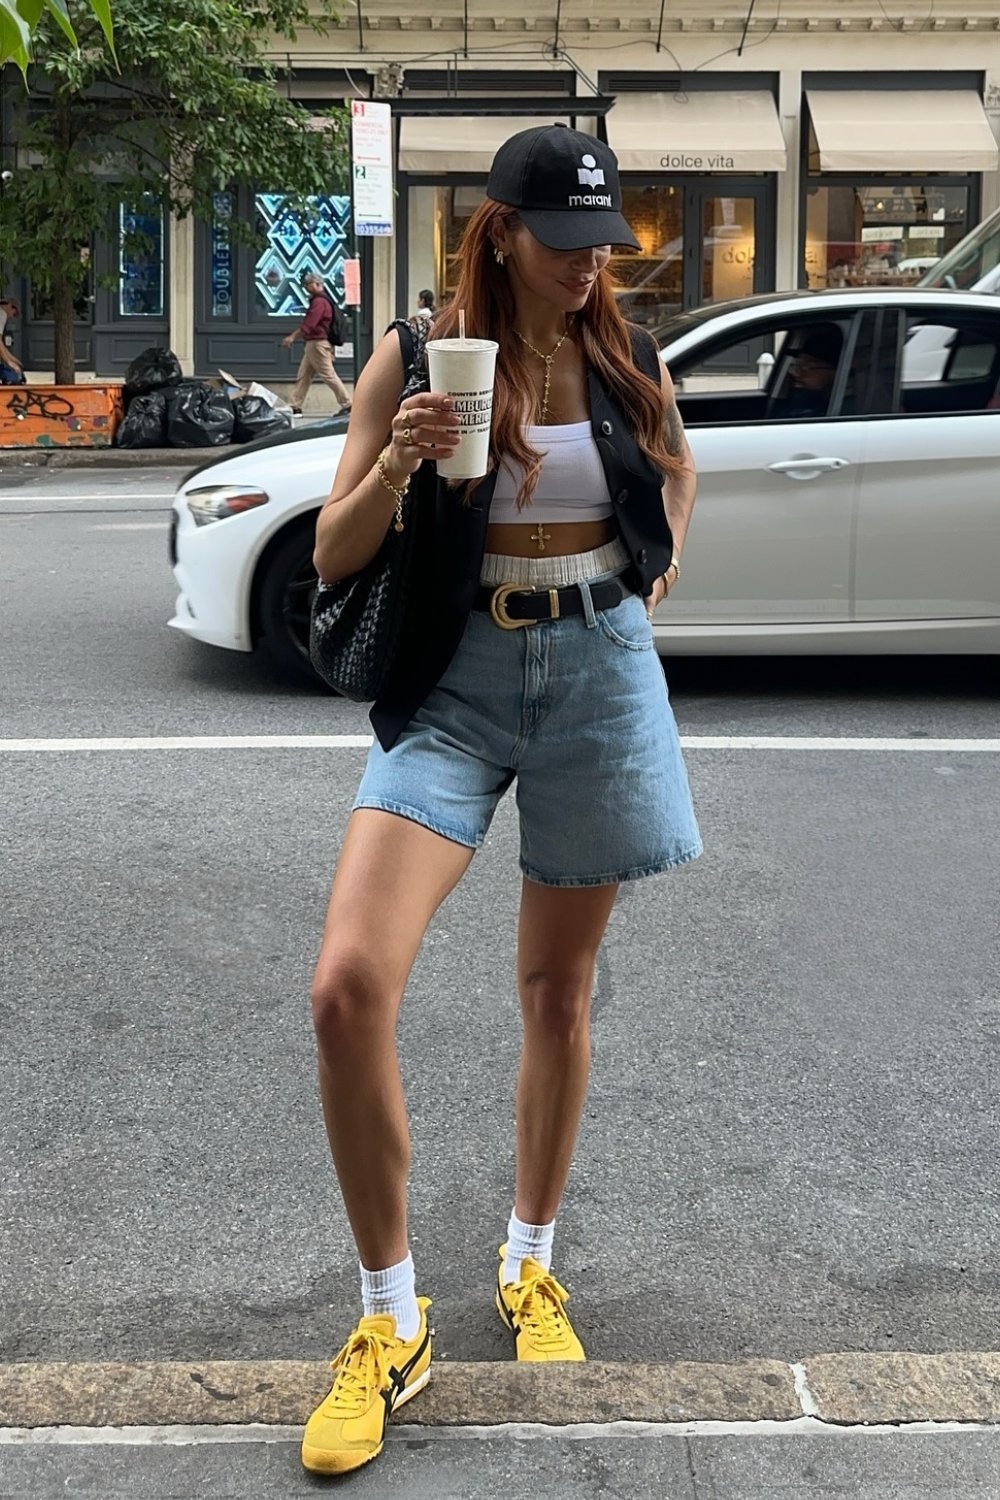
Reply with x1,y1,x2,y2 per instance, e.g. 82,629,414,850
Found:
6,390,75,422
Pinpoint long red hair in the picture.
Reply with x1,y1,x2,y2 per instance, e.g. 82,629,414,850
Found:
430,198,678,507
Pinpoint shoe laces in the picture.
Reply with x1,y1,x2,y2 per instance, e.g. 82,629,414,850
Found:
506,1270,573,1347
324,1325,394,1415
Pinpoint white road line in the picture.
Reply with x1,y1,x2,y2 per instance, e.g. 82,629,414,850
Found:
1,1418,996,1446
684,736,1000,751
0,735,999,754
88,523,168,531
0,735,375,752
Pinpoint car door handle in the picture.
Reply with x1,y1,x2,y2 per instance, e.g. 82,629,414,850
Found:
767,456,851,476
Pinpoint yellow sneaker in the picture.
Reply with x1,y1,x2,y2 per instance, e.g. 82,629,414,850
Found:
496,1247,585,1362
301,1297,432,1475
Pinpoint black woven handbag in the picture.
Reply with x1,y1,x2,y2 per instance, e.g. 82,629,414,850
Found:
309,319,428,700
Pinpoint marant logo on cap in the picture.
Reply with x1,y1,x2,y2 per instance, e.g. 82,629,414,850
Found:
577,153,606,188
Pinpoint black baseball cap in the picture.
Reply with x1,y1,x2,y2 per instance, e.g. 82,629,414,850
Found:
487,123,640,252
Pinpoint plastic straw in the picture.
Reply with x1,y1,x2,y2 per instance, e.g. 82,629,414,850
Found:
459,308,466,342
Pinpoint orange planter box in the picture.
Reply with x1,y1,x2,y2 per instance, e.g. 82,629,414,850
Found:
0,383,124,448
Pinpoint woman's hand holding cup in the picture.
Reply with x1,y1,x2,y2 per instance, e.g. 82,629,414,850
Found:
385,394,461,485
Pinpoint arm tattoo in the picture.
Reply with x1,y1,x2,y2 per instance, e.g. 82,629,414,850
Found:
663,399,685,458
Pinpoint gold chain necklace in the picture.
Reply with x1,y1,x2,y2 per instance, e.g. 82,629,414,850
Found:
513,325,571,424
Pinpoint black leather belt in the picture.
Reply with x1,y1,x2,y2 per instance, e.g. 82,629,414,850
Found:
473,573,631,630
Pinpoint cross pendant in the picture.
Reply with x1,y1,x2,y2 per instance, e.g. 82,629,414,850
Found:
530,524,552,553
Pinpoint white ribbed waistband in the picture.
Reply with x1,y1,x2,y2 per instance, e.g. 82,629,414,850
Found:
479,536,630,588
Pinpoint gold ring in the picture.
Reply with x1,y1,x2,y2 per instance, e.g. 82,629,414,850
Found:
402,418,413,445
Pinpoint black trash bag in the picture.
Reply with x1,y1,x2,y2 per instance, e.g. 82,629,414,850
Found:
124,347,182,404
115,390,168,448
232,394,293,444
165,382,235,447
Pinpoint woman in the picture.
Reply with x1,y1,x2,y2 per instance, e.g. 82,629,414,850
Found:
302,123,701,1477
413,287,435,324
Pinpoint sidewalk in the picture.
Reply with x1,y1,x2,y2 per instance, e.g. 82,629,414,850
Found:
3,1353,1000,1496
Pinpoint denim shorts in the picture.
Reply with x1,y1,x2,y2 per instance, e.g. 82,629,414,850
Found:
353,555,702,887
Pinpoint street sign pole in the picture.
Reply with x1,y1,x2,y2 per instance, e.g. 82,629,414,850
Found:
351,100,393,240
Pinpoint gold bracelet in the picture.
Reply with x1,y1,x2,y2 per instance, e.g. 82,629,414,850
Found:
664,557,680,583
375,448,410,533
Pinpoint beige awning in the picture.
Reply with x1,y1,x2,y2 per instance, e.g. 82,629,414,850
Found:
606,92,786,174
398,115,554,173
807,90,999,173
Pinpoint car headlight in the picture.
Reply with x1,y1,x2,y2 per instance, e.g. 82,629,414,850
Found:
184,485,270,526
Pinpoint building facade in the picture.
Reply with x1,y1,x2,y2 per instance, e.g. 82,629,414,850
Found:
3,0,999,381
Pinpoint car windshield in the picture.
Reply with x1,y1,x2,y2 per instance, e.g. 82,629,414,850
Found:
918,208,1000,294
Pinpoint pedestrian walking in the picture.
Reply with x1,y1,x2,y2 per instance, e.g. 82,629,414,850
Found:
413,287,435,325
281,273,352,415
302,122,701,1478
0,297,26,385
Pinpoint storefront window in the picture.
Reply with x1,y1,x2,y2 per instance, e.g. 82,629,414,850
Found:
404,185,483,317
804,183,970,290
31,245,93,321
253,193,351,316
119,199,164,317
615,186,684,334
406,180,764,339
210,192,234,318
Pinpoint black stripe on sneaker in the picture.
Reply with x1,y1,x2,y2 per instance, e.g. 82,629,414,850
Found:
497,1274,519,1336
396,1325,430,1389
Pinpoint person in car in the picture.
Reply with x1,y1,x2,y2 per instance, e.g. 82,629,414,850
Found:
301,122,701,1478
781,325,843,417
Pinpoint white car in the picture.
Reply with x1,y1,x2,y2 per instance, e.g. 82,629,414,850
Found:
169,289,1000,682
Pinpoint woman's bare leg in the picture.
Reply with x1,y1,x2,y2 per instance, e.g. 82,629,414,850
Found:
513,879,618,1224
311,809,474,1269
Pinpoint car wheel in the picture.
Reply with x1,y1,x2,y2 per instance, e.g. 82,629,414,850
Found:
256,522,324,686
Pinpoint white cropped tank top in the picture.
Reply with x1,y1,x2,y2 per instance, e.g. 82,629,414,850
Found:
490,421,613,524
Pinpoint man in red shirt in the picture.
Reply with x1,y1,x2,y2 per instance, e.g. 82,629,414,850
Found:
282,274,352,415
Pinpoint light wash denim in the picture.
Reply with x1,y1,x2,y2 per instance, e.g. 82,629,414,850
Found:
354,573,702,887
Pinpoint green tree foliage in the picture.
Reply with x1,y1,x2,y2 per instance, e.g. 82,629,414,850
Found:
1,0,113,74
0,0,348,381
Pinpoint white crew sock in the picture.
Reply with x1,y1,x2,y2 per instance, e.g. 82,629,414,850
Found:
360,1252,420,1341
502,1210,556,1286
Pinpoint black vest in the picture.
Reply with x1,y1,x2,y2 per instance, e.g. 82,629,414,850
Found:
370,333,673,750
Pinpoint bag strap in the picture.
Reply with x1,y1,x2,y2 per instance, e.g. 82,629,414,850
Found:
627,323,663,385
387,315,429,400
390,316,417,380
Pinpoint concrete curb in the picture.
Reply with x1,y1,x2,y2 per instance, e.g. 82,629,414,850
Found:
3,1353,1000,1429
3,448,202,469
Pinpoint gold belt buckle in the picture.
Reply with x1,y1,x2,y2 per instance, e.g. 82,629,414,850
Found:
490,582,534,630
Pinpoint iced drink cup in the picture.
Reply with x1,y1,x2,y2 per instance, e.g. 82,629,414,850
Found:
425,337,499,480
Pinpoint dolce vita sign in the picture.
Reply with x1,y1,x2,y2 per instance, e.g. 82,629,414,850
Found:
659,153,738,171
607,93,788,176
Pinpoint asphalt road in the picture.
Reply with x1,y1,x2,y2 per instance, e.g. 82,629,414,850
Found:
2,465,999,1496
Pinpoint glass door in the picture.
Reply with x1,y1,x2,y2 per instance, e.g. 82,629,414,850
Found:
697,193,759,305
684,180,774,373
614,177,774,347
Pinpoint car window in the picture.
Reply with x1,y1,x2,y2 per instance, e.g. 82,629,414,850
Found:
671,313,862,424
897,312,1000,415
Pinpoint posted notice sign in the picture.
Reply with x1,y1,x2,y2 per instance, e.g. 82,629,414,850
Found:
351,99,393,238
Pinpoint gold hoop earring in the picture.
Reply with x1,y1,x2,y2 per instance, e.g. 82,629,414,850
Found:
494,247,505,266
